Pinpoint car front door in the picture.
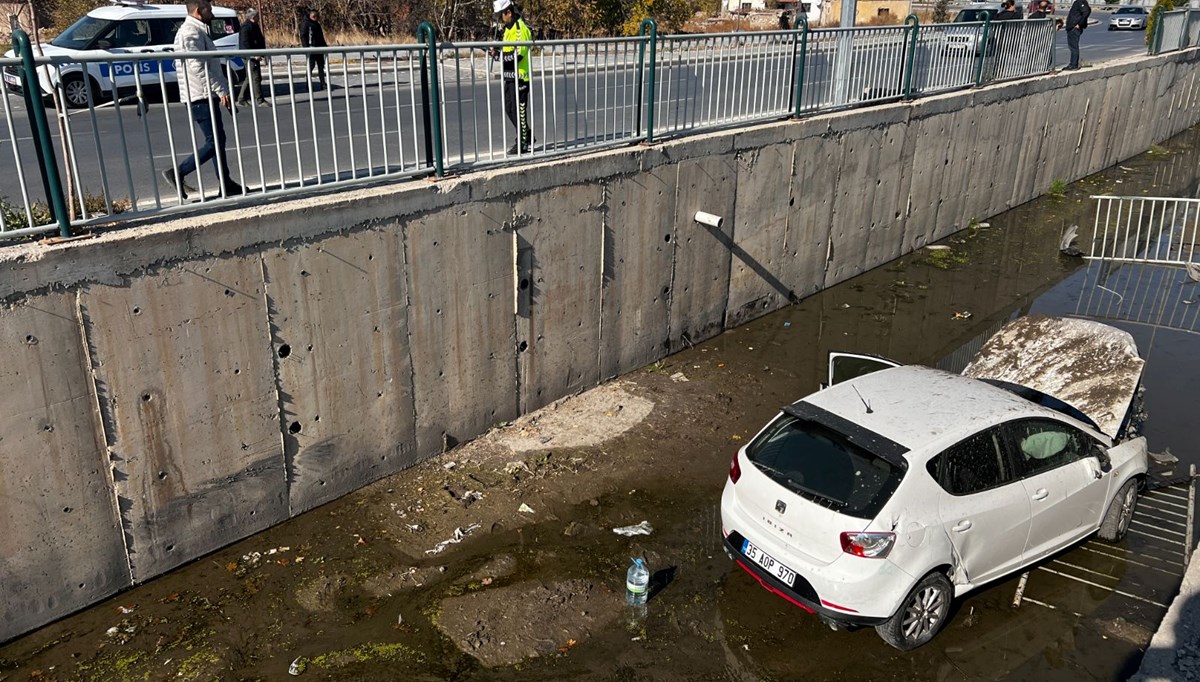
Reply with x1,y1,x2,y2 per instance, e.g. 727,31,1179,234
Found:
931,427,1031,586
827,352,901,389
1003,418,1109,562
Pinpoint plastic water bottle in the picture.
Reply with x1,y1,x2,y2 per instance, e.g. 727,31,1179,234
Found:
626,557,650,606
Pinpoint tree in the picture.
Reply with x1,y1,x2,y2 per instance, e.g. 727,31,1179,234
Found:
932,0,951,23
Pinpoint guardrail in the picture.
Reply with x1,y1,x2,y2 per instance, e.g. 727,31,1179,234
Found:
1150,8,1199,55
0,15,1177,241
1085,195,1200,265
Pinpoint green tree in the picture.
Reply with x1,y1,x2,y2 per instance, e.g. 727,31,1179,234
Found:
1144,0,1182,47
620,0,699,34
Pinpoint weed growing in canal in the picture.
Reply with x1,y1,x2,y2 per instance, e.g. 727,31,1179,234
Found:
645,360,671,375
1048,179,1068,197
926,248,969,270
1148,145,1170,156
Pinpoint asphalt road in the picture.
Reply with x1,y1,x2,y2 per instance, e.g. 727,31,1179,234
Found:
0,25,1153,225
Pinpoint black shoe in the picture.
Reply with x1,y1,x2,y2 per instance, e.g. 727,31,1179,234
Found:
222,180,246,197
160,168,190,200
507,140,533,155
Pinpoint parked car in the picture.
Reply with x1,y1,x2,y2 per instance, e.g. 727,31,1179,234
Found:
2,0,243,109
944,5,1000,55
720,316,1149,650
1109,5,1148,30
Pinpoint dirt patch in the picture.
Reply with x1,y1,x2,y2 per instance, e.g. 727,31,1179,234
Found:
491,382,655,453
434,578,622,667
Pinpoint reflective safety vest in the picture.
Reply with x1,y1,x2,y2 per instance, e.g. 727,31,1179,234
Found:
501,18,532,82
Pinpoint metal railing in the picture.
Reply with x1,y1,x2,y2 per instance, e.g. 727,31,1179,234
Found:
0,15,1188,241
1085,195,1200,265
1151,8,1197,55
1075,260,1200,337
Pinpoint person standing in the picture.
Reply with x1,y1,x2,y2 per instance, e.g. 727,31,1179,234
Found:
300,8,327,90
160,0,243,199
778,10,791,31
1064,0,1090,70
237,8,269,106
491,0,532,155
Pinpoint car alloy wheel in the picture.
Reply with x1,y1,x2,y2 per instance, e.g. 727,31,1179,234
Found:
62,76,93,109
1099,479,1139,543
876,572,953,650
1116,484,1136,536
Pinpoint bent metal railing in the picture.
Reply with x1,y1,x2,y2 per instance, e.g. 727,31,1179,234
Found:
1084,195,1200,265
0,16,1171,241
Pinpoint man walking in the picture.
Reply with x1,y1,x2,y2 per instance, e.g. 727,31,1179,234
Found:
160,0,243,200
1064,0,1090,70
237,8,268,106
300,9,327,90
491,0,532,155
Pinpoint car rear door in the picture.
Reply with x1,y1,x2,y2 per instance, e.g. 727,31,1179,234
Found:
827,352,901,388
930,427,1031,586
1002,418,1108,562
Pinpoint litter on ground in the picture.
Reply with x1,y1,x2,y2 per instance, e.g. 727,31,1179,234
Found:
613,521,654,537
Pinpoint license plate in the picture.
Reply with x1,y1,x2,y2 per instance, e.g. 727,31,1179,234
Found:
2,73,18,86
741,539,797,587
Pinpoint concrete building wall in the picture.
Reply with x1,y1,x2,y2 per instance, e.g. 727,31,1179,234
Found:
3,49,1200,643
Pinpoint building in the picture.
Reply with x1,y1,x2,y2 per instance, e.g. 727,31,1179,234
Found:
826,0,911,24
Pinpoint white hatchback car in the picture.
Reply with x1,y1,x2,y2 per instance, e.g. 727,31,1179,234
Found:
3,0,242,109
721,316,1149,650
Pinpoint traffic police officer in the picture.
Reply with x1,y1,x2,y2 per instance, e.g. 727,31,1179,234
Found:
492,0,532,154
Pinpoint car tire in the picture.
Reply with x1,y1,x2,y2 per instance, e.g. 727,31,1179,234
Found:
1107,26,1114,30
60,73,99,109
1098,479,1138,543
875,572,953,651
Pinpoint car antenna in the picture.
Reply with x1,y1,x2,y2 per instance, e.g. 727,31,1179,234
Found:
852,386,873,414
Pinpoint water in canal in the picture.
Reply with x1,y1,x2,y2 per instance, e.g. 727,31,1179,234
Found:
3,127,1200,682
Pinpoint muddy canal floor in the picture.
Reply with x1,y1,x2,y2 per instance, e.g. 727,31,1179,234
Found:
5,130,1200,681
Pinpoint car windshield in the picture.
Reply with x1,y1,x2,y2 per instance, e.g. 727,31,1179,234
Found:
954,9,994,21
1115,7,1144,13
746,414,905,518
51,16,113,49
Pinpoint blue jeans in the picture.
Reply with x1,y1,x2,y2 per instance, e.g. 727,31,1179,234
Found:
177,98,230,183
1067,28,1081,68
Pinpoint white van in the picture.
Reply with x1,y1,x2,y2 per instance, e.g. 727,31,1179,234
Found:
3,0,243,109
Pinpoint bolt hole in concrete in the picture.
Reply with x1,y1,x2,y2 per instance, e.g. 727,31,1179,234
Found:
132,306,141,315
234,369,241,375
157,471,167,480
278,344,291,359
62,507,72,513
314,415,320,423
142,393,152,402
24,334,36,344
307,345,313,352
165,545,174,552
518,341,528,352
664,233,672,242
519,279,530,291
224,289,233,297
289,421,302,434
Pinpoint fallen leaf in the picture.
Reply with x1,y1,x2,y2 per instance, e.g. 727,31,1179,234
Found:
225,562,238,572
482,577,494,585
277,558,291,567
159,592,180,604
731,434,742,441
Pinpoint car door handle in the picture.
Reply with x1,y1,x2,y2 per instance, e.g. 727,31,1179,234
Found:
1032,488,1049,501
952,520,972,532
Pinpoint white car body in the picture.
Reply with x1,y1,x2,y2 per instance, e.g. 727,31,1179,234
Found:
3,1,242,108
1109,7,1148,30
720,316,1149,648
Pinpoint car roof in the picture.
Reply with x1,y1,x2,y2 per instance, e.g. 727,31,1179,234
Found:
87,3,237,20
800,365,1086,462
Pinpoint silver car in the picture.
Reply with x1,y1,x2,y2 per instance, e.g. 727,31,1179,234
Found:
1109,6,1148,30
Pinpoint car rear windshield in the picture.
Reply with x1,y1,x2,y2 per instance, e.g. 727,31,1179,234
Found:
1116,7,1144,13
746,414,905,519
51,16,113,49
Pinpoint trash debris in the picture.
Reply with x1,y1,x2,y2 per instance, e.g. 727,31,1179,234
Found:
462,490,484,507
117,605,137,615
976,222,990,228
518,503,536,514
425,524,481,555
731,434,742,441
952,311,973,320
105,626,120,637
443,461,457,470
783,322,792,327
626,557,650,606
926,244,951,251
1119,166,1134,171
669,372,689,383
1186,263,1200,283
613,521,654,537
288,657,307,676
1060,224,1082,257
505,461,531,475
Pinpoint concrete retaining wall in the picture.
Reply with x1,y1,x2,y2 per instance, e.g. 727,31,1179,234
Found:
3,48,1200,643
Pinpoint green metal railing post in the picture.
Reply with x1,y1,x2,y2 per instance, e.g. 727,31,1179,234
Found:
974,14,993,87
903,15,919,100
13,29,70,238
417,21,444,178
792,16,808,117
638,19,658,143
1150,5,1165,55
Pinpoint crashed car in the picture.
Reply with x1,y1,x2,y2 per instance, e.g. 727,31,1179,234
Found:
720,316,1148,650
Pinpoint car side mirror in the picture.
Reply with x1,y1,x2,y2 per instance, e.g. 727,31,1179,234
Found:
1093,444,1112,473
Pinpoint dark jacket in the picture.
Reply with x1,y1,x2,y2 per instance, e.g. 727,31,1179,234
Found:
1029,8,1049,18
1066,0,1090,31
239,19,265,50
300,17,327,47
995,8,1019,20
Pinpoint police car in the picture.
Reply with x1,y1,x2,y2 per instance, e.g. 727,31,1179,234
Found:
3,0,243,109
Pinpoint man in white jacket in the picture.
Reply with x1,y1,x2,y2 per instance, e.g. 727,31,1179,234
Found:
160,0,243,199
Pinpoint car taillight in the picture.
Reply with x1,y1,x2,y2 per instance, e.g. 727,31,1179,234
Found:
839,531,896,559
729,450,742,484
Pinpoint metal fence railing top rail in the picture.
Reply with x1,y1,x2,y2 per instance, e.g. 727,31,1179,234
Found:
1085,195,1200,265
3,14,1198,243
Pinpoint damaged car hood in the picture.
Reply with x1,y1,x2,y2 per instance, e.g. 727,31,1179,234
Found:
962,316,1144,441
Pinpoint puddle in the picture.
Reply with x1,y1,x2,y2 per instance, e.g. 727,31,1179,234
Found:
4,127,1200,681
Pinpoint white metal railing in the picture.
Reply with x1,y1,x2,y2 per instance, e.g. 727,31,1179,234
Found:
800,25,911,112
0,58,50,237
1085,195,1200,265
1154,9,1192,54
981,19,1057,82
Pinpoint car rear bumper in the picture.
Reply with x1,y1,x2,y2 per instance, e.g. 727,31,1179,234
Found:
723,531,889,627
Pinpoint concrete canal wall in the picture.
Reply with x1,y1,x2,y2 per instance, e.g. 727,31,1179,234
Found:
3,48,1200,643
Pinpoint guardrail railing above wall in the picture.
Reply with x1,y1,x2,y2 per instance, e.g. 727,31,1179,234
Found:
1,14,1190,243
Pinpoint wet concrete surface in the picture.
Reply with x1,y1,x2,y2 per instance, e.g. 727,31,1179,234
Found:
4,128,1200,681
